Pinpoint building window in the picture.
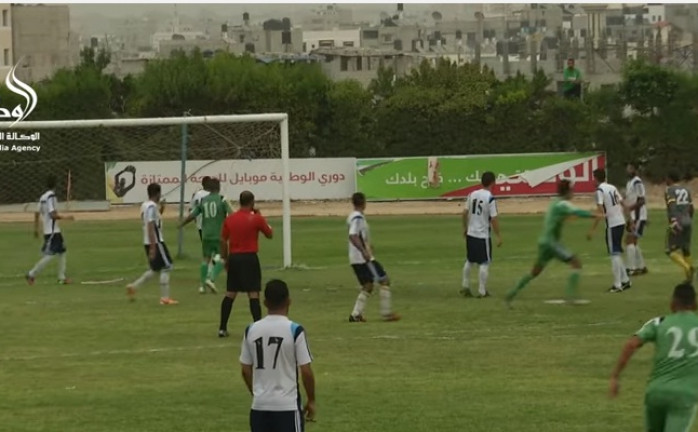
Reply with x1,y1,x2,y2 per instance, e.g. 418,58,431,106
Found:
367,57,371,70
319,40,334,48
652,15,656,22
383,34,393,43
239,34,245,43
3,49,8,66
2,10,7,27
342,41,354,47
659,15,662,21
356,56,362,71
340,56,349,71
362,30,378,39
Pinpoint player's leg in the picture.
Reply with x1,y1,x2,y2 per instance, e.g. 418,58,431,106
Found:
349,264,373,322
667,228,692,281
506,244,550,304
127,246,158,301
51,234,70,284
26,234,56,284
664,403,698,432
625,223,638,275
477,237,492,297
461,236,475,297
634,221,648,274
249,410,268,432
369,261,399,321
267,410,303,432
200,240,219,294
157,243,177,305
207,241,225,290
219,254,240,337
643,399,667,432
244,253,263,322
608,225,630,293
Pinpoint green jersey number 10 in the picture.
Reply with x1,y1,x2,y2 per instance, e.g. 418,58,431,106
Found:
203,201,218,218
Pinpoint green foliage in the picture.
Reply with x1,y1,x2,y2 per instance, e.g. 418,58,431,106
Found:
3,50,698,202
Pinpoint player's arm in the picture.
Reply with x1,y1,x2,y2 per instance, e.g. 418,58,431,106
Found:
178,206,201,228
462,196,470,236
489,197,502,246
158,199,166,215
588,190,605,237
666,191,680,227
295,328,316,421
256,212,273,239
348,218,371,261
48,197,74,222
239,329,254,395
220,219,230,262
609,317,658,398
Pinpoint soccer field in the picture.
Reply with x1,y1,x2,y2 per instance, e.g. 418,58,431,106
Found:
0,211,690,432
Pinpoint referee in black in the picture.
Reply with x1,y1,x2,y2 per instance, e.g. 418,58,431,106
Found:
218,191,273,337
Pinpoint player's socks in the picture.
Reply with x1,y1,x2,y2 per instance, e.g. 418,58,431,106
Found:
610,256,622,288
379,286,392,316
617,256,630,284
219,296,234,331
508,273,535,300
57,253,67,281
159,271,176,303
249,298,262,321
131,269,155,288
626,244,637,272
478,264,489,296
462,261,472,290
199,262,208,287
28,255,54,278
669,251,691,279
351,291,369,318
210,260,224,282
566,270,580,299
635,246,646,271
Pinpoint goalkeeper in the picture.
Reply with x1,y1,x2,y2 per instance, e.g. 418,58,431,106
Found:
665,172,695,283
179,178,232,294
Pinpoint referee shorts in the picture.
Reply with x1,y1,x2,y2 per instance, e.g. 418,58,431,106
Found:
227,253,262,292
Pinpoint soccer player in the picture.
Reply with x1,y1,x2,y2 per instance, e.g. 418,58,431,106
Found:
461,171,502,298
179,178,230,294
347,192,400,322
125,183,178,305
26,175,74,285
665,171,694,282
506,180,601,306
218,191,273,338
609,283,698,431
240,279,316,431
189,176,211,241
588,168,632,293
625,162,649,276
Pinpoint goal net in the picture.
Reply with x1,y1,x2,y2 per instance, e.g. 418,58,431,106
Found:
0,114,292,267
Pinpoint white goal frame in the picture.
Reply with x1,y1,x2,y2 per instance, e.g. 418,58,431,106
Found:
0,114,293,268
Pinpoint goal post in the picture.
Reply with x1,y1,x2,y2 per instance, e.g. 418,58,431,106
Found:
0,114,293,268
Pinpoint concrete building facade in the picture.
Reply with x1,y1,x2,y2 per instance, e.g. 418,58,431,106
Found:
11,4,77,83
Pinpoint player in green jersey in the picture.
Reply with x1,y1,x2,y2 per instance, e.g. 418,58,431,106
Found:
610,283,698,432
505,180,602,306
665,171,695,283
179,179,232,294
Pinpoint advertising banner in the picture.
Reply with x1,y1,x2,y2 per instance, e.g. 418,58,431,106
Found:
105,158,356,204
356,152,605,200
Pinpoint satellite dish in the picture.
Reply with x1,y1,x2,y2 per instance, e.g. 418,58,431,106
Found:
432,11,442,21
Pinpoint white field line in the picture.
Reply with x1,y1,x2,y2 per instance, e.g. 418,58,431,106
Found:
0,321,625,363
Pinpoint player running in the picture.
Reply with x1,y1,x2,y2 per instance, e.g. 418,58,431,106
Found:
588,168,632,293
665,171,694,283
461,171,502,298
625,162,649,276
505,180,601,306
347,192,400,322
126,183,178,305
609,283,698,431
179,178,231,294
26,175,74,285
189,176,211,241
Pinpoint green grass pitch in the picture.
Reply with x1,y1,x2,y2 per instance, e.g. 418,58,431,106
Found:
0,211,692,432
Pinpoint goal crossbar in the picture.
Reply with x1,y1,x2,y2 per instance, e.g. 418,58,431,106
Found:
0,114,293,268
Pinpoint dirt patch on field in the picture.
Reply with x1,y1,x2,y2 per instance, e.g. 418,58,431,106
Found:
1,179,690,223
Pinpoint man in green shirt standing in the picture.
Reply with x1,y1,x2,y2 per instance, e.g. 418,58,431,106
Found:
506,180,601,306
610,283,698,432
179,178,232,294
563,58,582,99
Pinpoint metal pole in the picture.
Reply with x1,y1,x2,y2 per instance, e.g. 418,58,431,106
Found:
280,116,292,268
177,123,188,258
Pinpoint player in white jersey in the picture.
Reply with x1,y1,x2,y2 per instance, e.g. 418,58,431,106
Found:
125,183,178,305
624,162,649,276
26,175,74,285
189,176,211,241
347,192,400,323
240,279,316,431
588,169,631,293
461,171,503,298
